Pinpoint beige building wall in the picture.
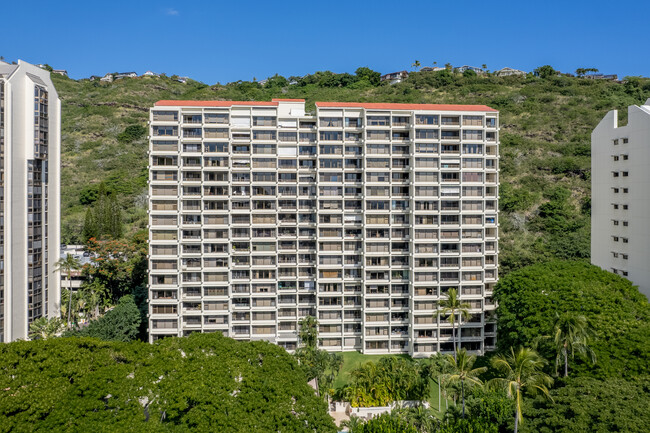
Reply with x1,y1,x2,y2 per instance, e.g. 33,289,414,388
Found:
148,99,499,356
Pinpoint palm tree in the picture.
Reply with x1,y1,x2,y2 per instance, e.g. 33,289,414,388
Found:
551,313,596,377
298,315,318,349
489,347,554,433
438,288,471,360
411,60,421,71
442,349,487,418
56,254,82,328
29,317,64,340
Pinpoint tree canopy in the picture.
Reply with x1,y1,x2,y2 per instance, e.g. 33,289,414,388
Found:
66,294,141,342
0,333,336,432
494,260,650,378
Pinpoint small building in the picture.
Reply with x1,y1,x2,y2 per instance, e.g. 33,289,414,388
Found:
52,69,68,77
495,67,526,77
380,70,408,84
143,70,160,77
176,76,190,83
456,65,485,74
100,73,113,83
60,245,92,293
89,75,102,81
585,73,618,81
420,67,445,72
115,72,137,79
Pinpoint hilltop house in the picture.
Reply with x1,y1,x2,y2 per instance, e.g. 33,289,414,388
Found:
585,73,618,81
100,73,113,83
420,67,446,72
380,70,408,84
52,69,68,77
115,72,137,79
456,65,485,74
495,67,526,77
143,70,160,77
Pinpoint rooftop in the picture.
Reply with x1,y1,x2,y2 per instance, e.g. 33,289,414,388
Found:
155,99,497,112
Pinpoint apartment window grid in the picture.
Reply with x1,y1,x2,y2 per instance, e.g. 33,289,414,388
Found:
148,102,499,356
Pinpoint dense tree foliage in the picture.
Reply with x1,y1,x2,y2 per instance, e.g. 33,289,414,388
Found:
82,233,147,304
294,317,343,397
66,295,141,342
494,261,650,378
82,184,123,241
523,377,650,433
337,357,428,407
0,334,336,432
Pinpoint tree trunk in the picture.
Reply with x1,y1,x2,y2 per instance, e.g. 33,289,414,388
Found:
457,316,462,355
452,319,457,361
514,408,519,433
461,380,465,419
564,348,568,377
66,275,73,329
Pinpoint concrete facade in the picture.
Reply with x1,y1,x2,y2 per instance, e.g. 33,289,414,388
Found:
592,99,650,299
147,99,499,356
0,60,61,342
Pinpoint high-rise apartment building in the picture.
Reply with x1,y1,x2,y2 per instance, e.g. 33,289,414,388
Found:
148,99,498,356
0,60,61,342
592,99,650,299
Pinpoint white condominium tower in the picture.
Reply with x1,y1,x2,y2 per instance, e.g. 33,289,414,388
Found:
592,99,650,299
0,60,61,342
148,99,499,356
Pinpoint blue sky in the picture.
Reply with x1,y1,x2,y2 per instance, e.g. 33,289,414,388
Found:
1,0,649,83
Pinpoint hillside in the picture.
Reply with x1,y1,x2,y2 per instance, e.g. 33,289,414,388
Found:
52,70,650,273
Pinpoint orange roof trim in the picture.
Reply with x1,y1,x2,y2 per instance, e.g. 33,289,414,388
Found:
155,100,279,107
154,100,497,112
315,102,498,112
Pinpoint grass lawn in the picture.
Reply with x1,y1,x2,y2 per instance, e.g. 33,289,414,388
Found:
332,351,453,416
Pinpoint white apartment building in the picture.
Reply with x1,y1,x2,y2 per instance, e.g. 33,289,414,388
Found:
592,99,650,299
148,99,499,356
0,60,61,342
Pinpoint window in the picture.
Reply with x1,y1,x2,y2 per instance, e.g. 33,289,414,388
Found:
613,139,619,145
613,188,619,193
623,188,629,193
623,138,628,143
622,171,629,177
623,221,628,227
613,204,619,210
612,236,619,242
623,154,629,160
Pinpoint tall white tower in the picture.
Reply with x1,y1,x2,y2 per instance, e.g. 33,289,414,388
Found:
0,60,61,342
592,98,650,299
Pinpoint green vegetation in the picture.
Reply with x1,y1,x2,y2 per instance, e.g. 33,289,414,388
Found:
0,333,336,432
493,261,650,378
334,351,411,388
65,295,141,342
489,347,554,433
293,316,343,397
524,376,650,432
337,357,429,407
53,70,650,273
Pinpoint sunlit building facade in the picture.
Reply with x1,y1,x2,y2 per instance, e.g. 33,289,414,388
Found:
0,60,61,342
148,99,499,356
